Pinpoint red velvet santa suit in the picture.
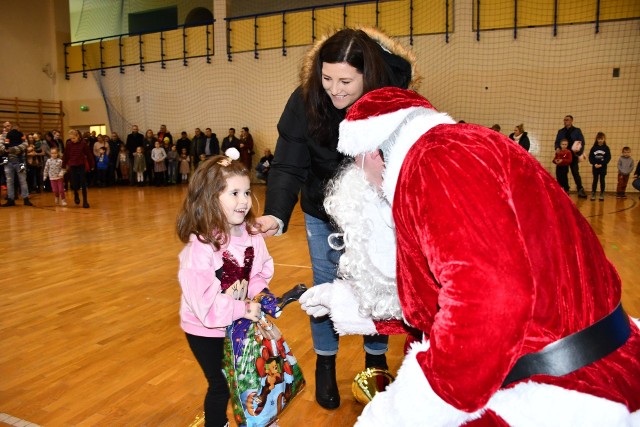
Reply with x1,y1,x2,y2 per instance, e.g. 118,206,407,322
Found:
336,87,640,426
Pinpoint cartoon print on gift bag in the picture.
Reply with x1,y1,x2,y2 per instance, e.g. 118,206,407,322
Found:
223,285,307,427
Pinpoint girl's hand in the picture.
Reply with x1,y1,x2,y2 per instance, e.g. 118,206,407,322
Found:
243,301,261,321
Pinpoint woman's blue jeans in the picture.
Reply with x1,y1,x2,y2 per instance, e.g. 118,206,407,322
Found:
304,213,388,356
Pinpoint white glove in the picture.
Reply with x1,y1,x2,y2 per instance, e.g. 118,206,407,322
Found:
299,281,377,336
299,283,333,318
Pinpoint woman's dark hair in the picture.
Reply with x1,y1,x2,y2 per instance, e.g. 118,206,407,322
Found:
176,155,256,250
304,29,398,146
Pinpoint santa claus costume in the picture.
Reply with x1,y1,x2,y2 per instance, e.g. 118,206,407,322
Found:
310,87,640,426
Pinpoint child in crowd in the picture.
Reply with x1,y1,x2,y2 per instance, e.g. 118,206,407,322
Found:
133,146,146,186
553,139,573,193
198,153,207,167
151,140,167,186
42,147,66,206
166,145,178,184
616,147,634,199
116,145,130,185
26,143,43,193
179,148,191,183
588,131,611,201
95,146,109,187
176,151,273,427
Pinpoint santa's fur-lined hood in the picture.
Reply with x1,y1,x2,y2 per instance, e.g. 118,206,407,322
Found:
299,26,422,91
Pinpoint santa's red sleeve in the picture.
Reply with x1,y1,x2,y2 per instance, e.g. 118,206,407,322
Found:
393,124,538,412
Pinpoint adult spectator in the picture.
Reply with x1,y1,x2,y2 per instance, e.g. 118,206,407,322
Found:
126,125,144,182
62,129,94,208
35,132,51,192
509,123,531,152
221,128,240,153
175,131,191,183
254,27,418,410
87,130,98,149
195,128,218,168
0,122,7,189
52,130,64,154
143,129,156,184
555,115,587,198
52,129,67,188
239,127,254,170
255,148,273,182
191,128,206,168
175,131,191,156
157,124,173,146
109,132,123,185
92,134,110,158
0,122,32,206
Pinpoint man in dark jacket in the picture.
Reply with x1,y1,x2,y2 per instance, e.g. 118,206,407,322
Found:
0,122,32,206
191,128,205,168
221,128,240,153
555,115,587,198
126,125,144,182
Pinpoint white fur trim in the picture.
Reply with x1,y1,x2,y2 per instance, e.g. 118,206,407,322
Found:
338,106,425,156
490,382,633,427
356,340,480,427
356,339,638,427
328,281,378,335
381,110,455,204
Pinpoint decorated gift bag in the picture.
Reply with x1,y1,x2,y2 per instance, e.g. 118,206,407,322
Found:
223,287,306,427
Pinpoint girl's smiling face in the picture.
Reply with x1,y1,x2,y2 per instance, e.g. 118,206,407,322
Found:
219,175,252,233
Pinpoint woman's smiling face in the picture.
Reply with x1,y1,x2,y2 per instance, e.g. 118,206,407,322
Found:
321,62,364,111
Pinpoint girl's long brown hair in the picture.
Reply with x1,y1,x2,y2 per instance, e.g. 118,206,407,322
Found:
176,155,256,250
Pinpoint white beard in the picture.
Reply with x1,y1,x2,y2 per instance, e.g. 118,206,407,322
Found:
324,164,402,320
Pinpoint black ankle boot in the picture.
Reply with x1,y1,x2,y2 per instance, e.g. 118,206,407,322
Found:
365,352,388,370
315,355,340,409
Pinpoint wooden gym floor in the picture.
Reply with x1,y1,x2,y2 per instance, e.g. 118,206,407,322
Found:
0,184,638,426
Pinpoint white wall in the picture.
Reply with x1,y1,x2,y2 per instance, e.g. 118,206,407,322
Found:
0,0,60,101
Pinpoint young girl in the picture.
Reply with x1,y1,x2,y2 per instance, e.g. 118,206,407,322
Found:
179,147,191,183
132,146,146,186
151,140,167,186
176,151,274,427
588,131,611,201
116,145,130,185
43,147,66,206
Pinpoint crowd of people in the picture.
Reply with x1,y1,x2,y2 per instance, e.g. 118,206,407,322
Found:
0,123,259,208
489,117,638,200
550,116,638,200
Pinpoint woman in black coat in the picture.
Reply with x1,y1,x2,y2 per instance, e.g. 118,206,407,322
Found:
509,123,531,152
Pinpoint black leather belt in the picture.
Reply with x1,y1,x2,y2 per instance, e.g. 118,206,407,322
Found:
502,303,630,387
